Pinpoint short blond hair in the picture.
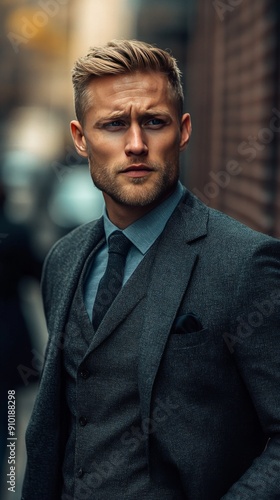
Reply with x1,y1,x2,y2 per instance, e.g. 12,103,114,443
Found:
72,39,184,124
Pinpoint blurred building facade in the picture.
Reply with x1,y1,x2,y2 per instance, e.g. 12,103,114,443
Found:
183,0,280,237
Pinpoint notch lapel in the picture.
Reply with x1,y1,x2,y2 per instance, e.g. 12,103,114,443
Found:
138,194,209,422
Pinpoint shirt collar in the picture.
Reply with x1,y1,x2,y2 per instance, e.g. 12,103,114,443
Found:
103,181,185,255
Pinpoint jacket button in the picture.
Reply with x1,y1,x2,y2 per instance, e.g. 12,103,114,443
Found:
79,416,88,426
79,369,90,379
77,468,84,478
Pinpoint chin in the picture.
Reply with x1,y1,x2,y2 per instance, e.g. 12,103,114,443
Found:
112,183,175,208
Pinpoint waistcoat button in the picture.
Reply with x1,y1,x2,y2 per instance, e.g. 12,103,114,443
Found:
79,416,88,426
79,369,90,379
77,468,84,478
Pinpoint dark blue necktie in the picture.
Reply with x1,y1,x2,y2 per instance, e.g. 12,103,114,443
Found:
92,231,131,330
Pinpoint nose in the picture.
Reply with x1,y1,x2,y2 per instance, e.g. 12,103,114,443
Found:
124,124,148,156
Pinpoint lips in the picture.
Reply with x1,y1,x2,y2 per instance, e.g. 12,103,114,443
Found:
121,164,154,178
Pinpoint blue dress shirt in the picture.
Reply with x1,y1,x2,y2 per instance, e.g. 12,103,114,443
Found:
84,181,185,319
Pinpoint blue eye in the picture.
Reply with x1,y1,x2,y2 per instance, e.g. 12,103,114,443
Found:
146,118,165,127
106,120,124,128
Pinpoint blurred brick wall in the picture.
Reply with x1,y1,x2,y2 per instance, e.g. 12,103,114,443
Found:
184,0,280,237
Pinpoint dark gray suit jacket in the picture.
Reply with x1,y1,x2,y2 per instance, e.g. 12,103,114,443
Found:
22,189,280,499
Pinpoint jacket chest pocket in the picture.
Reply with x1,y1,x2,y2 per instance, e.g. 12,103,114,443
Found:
168,327,211,350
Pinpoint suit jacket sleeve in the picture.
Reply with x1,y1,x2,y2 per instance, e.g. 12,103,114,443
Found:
222,238,280,499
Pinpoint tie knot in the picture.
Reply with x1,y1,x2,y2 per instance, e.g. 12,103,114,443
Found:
108,231,131,256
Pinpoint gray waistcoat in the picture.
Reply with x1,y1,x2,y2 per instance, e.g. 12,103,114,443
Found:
61,247,175,500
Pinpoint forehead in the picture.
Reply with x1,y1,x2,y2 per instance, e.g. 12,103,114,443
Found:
85,71,175,116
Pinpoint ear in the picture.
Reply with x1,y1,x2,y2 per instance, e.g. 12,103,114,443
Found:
179,113,192,152
70,120,88,158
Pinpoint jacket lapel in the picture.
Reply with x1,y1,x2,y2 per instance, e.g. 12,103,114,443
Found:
138,193,209,422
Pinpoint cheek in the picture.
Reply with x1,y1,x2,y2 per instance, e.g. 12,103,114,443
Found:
155,130,181,152
159,139,180,159
90,139,123,160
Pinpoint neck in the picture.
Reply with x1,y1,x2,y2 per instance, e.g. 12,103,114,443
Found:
104,202,156,229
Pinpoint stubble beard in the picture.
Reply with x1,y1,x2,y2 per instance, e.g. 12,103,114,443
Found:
88,156,180,207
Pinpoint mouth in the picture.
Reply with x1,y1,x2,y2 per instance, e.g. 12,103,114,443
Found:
120,164,154,178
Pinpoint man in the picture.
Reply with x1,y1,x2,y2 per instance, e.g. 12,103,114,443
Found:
22,40,280,499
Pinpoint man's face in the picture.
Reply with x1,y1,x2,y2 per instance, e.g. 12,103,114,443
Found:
71,71,191,215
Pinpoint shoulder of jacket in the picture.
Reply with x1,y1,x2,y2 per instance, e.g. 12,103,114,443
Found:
48,218,99,258
180,188,279,251
42,218,102,281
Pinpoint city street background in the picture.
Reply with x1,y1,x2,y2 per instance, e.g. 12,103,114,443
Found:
0,1,280,498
